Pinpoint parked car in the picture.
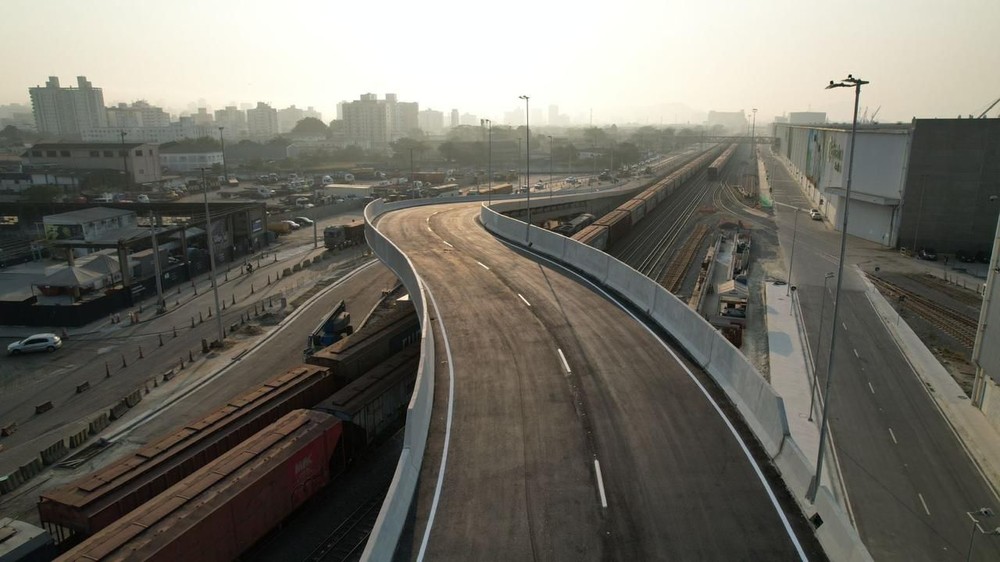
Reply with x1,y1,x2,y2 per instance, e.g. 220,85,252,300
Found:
281,220,301,230
956,250,976,263
7,333,62,355
293,216,314,226
137,194,150,203
976,250,990,264
918,247,938,261
809,208,822,220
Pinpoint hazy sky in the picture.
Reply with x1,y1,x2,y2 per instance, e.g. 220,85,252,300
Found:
4,0,999,125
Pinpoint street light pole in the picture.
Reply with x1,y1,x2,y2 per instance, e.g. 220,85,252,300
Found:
119,130,130,192
201,167,226,345
519,95,531,241
548,135,553,199
751,108,757,157
809,272,835,421
965,507,1000,561
787,206,799,297
149,212,166,314
218,127,228,183
808,74,869,503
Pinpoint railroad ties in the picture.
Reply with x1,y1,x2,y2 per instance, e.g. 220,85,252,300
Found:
867,274,978,348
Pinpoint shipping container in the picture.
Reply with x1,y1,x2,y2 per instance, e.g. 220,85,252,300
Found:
620,199,646,224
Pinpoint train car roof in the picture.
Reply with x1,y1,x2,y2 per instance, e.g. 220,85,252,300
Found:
60,410,340,562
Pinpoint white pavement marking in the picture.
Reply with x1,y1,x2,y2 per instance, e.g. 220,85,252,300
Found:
557,348,571,373
868,381,875,394
476,260,490,271
594,460,608,508
418,283,457,562
505,242,809,561
842,322,848,331
443,241,453,248
518,293,531,307
918,492,931,515
889,428,898,444
853,348,860,358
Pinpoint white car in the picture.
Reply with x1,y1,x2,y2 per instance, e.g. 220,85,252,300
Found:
293,216,314,226
281,220,301,230
7,333,62,355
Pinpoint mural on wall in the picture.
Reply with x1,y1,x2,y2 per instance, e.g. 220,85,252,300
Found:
45,223,84,241
805,129,826,187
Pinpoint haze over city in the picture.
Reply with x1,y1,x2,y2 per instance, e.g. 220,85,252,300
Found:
3,0,999,125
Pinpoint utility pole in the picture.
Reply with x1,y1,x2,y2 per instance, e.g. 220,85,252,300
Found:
201,167,226,345
149,212,166,314
119,130,130,191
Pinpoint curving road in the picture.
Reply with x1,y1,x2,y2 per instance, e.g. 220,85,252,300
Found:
376,202,821,560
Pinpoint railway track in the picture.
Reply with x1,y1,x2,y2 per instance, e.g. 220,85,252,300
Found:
661,224,709,293
867,274,978,349
305,486,388,562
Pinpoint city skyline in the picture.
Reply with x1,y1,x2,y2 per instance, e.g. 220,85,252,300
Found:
2,0,999,125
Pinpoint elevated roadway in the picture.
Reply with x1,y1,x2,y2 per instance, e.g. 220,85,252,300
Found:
374,201,819,560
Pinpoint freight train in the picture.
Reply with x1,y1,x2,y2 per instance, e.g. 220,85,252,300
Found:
706,143,738,181
38,298,420,549
572,145,726,251
57,347,422,562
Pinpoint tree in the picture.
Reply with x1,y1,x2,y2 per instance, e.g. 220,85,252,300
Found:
438,141,457,163
583,127,609,148
292,117,329,136
21,185,63,202
612,142,642,167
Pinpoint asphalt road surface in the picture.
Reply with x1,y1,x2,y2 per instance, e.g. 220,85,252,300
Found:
376,202,819,560
763,148,1000,561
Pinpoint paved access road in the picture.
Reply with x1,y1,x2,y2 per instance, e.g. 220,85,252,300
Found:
763,149,1000,562
376,202,819,560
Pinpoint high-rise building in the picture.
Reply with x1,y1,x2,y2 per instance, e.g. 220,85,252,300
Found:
418,109,445,133
106,101,171,129
336,101,346,120
278,105,305,133
342,93,391,150
29,76,108,137
193,107,214,126
460,113,478,126
303,106,322,121
247,102,278,139
450,109,459,128
214,106,247,136
504,107,524,126
342,93,420,149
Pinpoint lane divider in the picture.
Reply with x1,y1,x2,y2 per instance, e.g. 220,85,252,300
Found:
594,459,608,508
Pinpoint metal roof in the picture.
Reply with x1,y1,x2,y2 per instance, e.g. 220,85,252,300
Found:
42,206,134,223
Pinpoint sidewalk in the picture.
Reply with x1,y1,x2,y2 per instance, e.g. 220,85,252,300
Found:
764,282,852,514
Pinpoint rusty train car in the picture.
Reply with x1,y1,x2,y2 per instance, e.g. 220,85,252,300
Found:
573,145,726,251
706,143,739,181
57,343,422,562
39,300,420,548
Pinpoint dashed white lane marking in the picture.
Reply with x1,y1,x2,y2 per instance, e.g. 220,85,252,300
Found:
842,322,848,331
557,348,571,373
594,460,608,508
889,428,898,444
868,381,875,394
518,293,531,307
443,241,453,248
918,493,930,515
853,348,860,358
476,260,490,271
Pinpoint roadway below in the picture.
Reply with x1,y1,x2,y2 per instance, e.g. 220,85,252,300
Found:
0,213,397,525
375,201,822,560
763,148,1000,561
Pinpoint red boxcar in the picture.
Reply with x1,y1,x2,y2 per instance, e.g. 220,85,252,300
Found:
38,364,338,544
57,410,346,562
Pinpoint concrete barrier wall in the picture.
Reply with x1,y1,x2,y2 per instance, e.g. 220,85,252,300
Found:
362,199,438,561
481,204,872,562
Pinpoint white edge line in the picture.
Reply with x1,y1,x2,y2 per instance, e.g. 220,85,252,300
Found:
476,260,490,270
500,240,808,561
918,492,930,515
594,459,608,508
557,348,572,373
518,293,531,307
417,283,456,562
